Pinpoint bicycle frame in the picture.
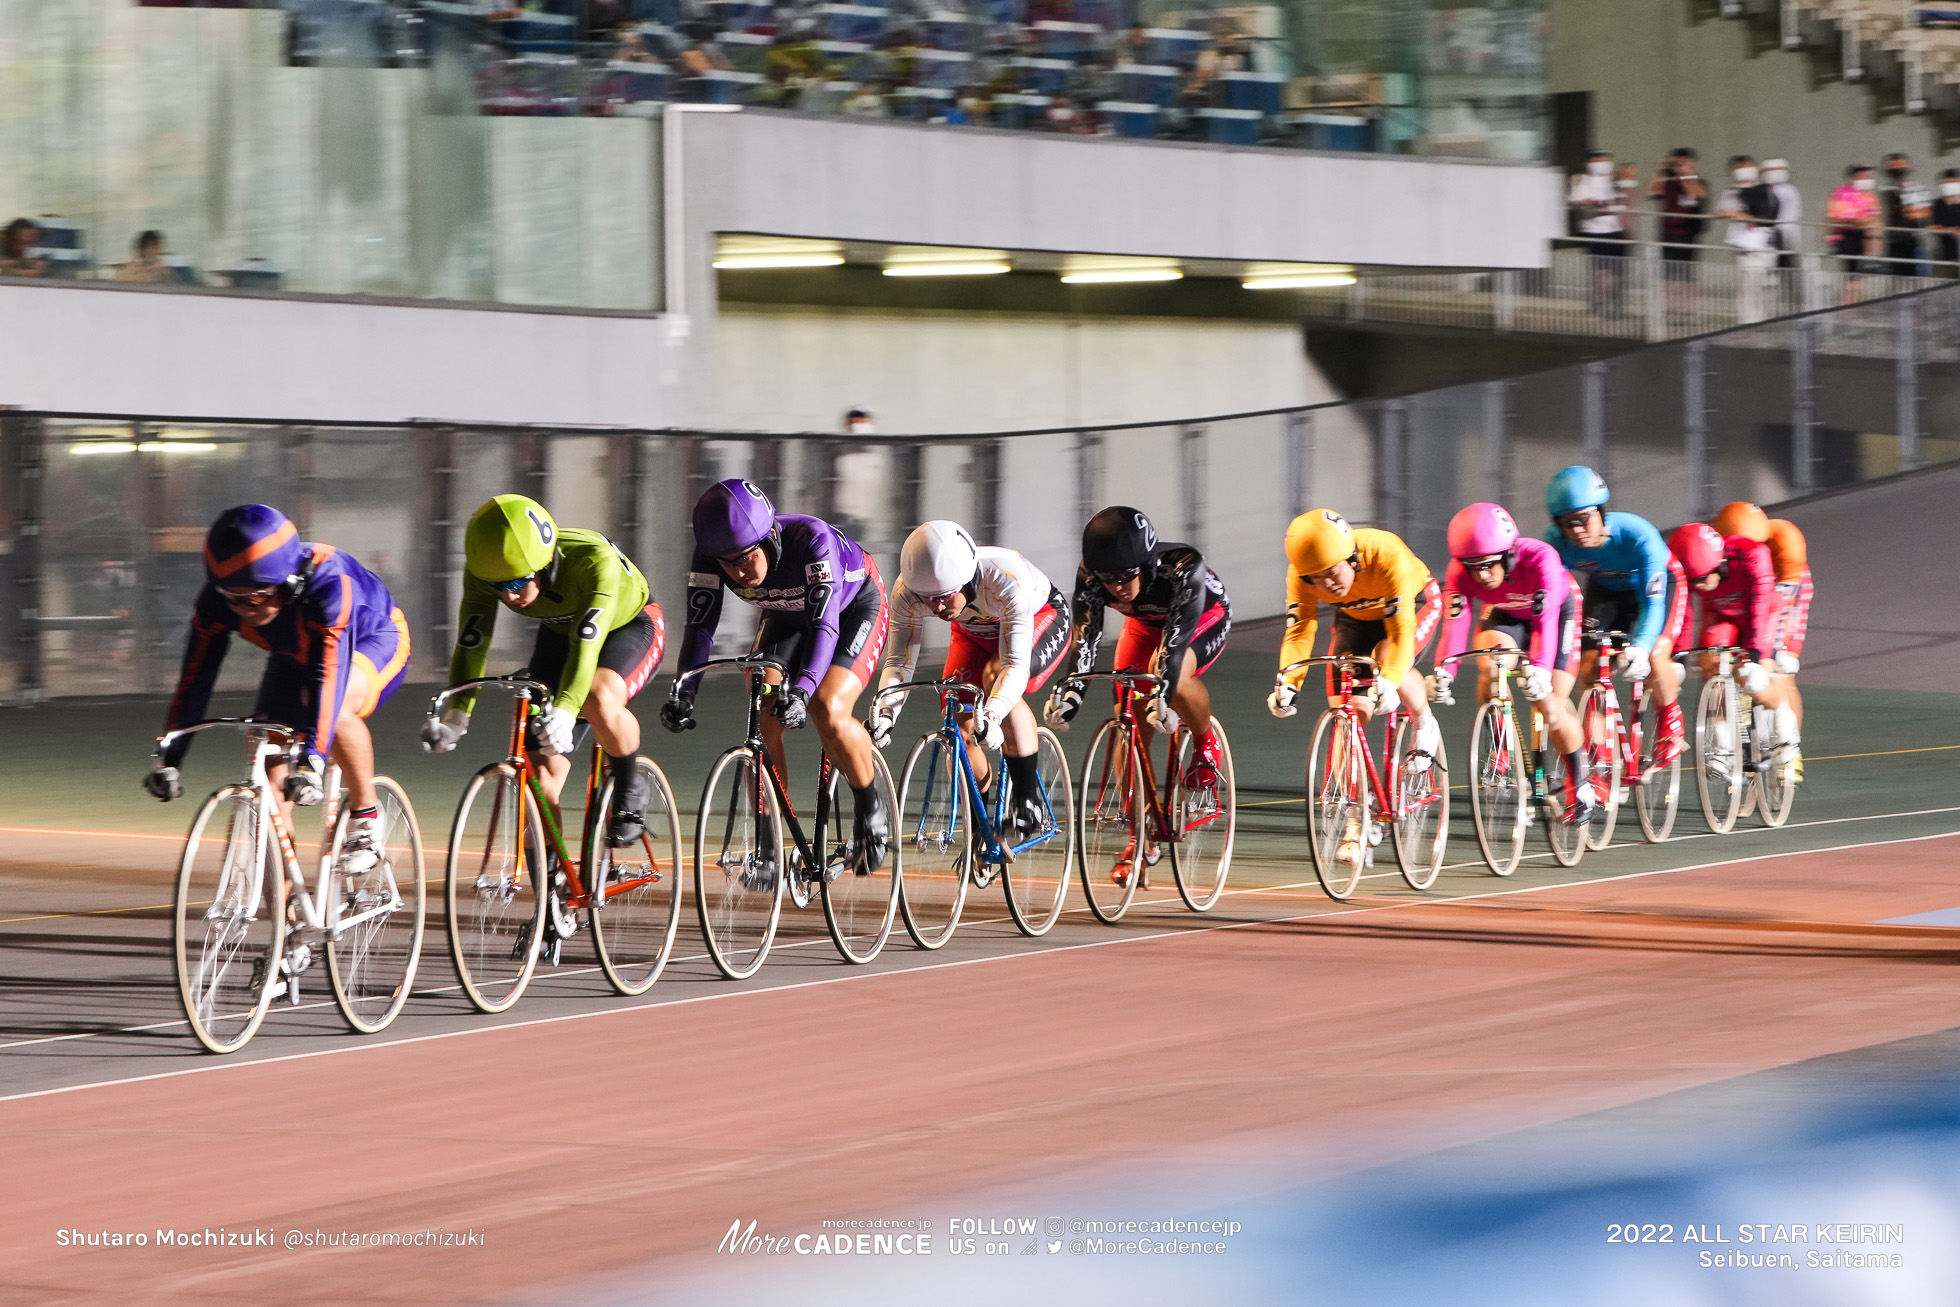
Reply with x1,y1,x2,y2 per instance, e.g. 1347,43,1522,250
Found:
1442,648,1557,807
157,719,404,943
430,677,651,914
1673,645,1763,770
1070,671,1197,844
1583,630,1653,785
872,678,1062,865
675,656,834,879
1278,655,1434,825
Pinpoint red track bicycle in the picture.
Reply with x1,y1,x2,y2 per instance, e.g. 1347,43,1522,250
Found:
1575,629,1682,846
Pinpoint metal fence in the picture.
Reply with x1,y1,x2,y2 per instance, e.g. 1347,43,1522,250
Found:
5,281,1958,704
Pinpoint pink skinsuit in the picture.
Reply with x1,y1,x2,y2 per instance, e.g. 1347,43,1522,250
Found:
1435,537,1581,672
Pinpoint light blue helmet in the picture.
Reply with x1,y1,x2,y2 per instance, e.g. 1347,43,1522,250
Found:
1546,465,1610,520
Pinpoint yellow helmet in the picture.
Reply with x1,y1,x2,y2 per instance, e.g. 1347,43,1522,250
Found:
1711,501,1771,543
1285,509,1357,576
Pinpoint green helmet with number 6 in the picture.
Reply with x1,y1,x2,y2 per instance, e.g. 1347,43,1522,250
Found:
465,494,558,582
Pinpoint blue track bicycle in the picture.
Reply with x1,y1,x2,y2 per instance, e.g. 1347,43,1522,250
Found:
873,679,1075,948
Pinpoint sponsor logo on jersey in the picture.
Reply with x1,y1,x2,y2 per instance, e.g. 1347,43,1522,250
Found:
806,561,832,584
688,571,722,590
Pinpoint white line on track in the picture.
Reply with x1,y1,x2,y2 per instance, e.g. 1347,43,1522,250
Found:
4,819,1958,1107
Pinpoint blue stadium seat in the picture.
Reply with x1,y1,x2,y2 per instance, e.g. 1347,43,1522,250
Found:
496,10,575,54
913,48,973,90
1219,71,1283,115
1098,101,1157,138
1194,106,1260,145
990,92,1049,129
1012,56,1073,95
1144,28,1208,69
1115,63,1178,107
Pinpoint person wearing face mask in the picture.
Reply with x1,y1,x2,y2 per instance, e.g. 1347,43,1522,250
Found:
1826,165,1881,278
1760,159,1803,312
1879,152,1930,276
1568,149,1628,315
1931,168,1960,273
1716,156,1777,323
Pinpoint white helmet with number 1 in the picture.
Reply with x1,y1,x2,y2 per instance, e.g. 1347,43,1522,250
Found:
900,520,980,596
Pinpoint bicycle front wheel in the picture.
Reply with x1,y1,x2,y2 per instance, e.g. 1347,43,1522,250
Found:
1467,700,1525,876
1003,726,1074,936
694,747,785,980
1578,687,1623,852
896,732,970,950
819,749,902,964
1169,718,1235,912
326,776,426,1034
1389,716,1449,891
585,757,684,996
175,785,285,1054
1634,691,1680,842
1077,718,1144,923
1305,709,1367,901
445,763,545,1014
1694,676,1744,834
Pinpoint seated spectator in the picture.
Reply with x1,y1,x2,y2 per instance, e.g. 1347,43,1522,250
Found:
114,230,174,284
0,218,45,278
843,82,890,115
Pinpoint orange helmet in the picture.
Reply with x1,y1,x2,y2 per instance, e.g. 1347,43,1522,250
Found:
1712,501,1771,543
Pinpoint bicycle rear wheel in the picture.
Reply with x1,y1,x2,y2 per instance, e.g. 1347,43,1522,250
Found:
1467,700,1526,876
1694,676,1744,834
1077,718,1144,923
1578,687,1623,852
1305,709,1367,901
445,763,545,1014
585,758,684,995
896,732,969,950
819,750,902,964
1633,691,1680,842
175,785,285,1054
694,747,785,980
1002,726,1074,936
326,776,426,1034
1753,706,1797,829
1169,719,1235,912
1539,714,1585,868
1389,717,1449,891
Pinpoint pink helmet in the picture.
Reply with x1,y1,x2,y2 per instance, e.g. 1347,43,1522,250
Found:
1447,502,1520,559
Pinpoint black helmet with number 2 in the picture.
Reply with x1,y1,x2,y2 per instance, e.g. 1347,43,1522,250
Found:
1083,506,1158,579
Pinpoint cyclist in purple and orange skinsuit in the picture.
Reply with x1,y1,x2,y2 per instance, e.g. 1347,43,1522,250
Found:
144,504,410,871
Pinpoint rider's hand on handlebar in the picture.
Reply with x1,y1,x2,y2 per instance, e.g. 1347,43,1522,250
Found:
866,704,895,749
420,707,469,753
1617,646,1651,683
774,686,810,731
534,705,577,757
660,694,696,734
1267,680,1298,719
976,708,1005,752
1425,669,1454,706
1045,679,1084,730
1367,678,1400,716
1522,664,1554,703
142,764,182,803
1738,660,1770,696
283,754,326,807
1772,650,1800,675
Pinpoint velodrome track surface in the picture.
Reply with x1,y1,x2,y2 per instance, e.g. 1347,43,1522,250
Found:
2,650,1957,1303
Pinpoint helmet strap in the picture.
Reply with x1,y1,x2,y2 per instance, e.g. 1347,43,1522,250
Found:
759,527,781,574
276,551,317,606
536,551,561,595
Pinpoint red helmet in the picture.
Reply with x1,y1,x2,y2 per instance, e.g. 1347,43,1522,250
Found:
1668,522,1726,579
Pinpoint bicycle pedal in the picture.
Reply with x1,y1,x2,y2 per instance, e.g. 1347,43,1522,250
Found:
544,935,563,967
286,975,302,1006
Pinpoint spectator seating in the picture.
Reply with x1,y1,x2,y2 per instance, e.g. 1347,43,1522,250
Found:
1219,70,1284,116
813,3,889,44
1115,63,1179,107
1013,56,1074,95
1144,27,1209,68
1098,101,1158,138
1194,106,1261,145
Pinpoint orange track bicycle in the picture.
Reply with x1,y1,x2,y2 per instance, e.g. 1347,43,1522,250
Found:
1286,655,1450,902
431,675,682,1013
1073,671,1235,923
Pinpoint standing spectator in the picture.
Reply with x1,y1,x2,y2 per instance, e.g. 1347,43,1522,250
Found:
1761,159,1803,314
0,218,46,278
1568,148,1628,315
1826,165,1881,283
1648,147,1707,315
1931,168,1960,274
114,230,174,284
1715,156,1776,324
1879,151,1930,275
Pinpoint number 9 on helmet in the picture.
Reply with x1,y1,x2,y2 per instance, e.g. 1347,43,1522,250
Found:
465,494,558,583
900,520,980,596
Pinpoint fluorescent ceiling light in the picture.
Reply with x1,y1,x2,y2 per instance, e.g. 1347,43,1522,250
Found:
140,441,219,453
713,254,845,270
1243,273,1357,290
1059,269,1183,284
71,441,137,455
882,262,1012,277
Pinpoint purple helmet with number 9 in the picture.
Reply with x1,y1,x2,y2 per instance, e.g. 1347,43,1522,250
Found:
1446,502,1520,560
204,504,305,588
692,479,777,559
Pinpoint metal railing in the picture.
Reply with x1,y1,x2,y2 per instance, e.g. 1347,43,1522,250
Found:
6,279,1958,704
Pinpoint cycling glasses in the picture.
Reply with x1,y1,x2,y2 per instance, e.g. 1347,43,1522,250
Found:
1459,553,1507,574
487,574,535,593
1553,509,1599,533
217,584,281,608
1094,566,1143,586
